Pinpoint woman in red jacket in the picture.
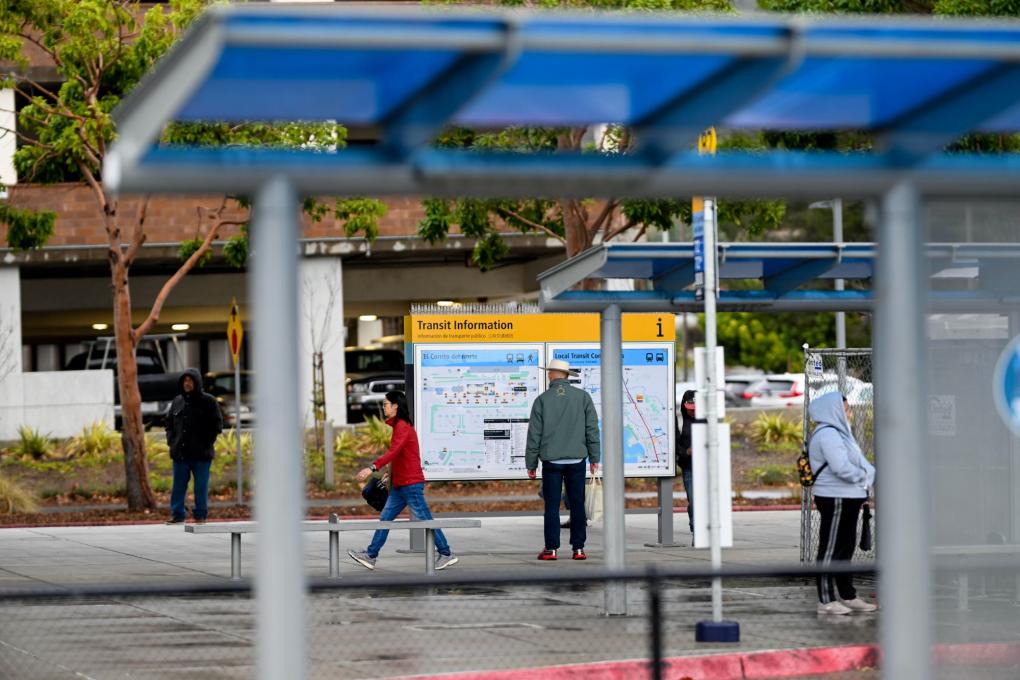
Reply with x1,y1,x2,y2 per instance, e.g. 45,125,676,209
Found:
349,391,458,571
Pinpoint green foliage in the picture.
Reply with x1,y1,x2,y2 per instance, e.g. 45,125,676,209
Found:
709,310,870,372
750,412,803,447
334,429,359,462
358,417,393,454
746,463,795,487
223,234,249,269
14,426,53,460
178,238,213,267
0,475,38,513
0,204,56,251
67,421,119,458
215,429,254,458
335,198,388,240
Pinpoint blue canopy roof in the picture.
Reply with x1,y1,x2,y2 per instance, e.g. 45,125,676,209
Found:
107,6,1020,198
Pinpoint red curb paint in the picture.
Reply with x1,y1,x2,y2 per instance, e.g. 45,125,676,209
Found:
933,641,1020,665
741,645,879,679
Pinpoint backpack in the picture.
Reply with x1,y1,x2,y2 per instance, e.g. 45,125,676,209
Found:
797,425,830,487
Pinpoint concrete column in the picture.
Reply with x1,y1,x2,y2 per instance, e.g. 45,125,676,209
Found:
876,182,931,680
357,317,384,347
251,177,307,680
0,267,23,375
299,257,347,427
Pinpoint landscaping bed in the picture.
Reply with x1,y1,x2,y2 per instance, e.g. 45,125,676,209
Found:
0,412,806,526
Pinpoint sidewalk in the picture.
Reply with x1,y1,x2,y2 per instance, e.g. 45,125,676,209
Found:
0,511,883,679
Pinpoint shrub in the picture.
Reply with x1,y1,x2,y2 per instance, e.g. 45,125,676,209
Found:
67,421,119,458
0,474,38,513
747,464,795,487
358,417,392,453
13,426,52,460
334,429,359,462
215,429,253,458
750,413,802,447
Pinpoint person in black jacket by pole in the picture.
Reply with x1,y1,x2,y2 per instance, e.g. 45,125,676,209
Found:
165,368,223,524
676,389,700,537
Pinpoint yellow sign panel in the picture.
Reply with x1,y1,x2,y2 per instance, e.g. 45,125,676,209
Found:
227,298,244,366
698,127,717,155
408,313,672,343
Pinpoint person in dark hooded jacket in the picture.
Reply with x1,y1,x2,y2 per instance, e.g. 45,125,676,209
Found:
675,390,699,536
165,368,223,524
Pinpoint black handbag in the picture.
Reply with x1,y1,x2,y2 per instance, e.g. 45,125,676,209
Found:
361,476,389,512
859,502,873,552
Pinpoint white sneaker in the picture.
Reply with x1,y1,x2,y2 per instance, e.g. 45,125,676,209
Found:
841,597,878,612
817,601,853,615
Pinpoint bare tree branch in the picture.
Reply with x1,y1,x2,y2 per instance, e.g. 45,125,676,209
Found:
497,208,566,243
604,218,638,244
588,200,618,239
123,195,151,267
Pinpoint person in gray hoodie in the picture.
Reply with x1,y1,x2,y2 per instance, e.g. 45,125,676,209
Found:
808,391,877,615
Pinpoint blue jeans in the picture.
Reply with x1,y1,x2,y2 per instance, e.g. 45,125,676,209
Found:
542,460,587,551
681,466,694,533
366,483,450,558
170,459,211,521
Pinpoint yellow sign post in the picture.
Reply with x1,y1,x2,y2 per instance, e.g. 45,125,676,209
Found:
227,298,244,504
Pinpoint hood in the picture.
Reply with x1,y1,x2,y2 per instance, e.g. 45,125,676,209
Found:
807,391,850,437
179,368,204,395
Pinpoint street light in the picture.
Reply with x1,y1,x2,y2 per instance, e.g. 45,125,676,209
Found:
809,198,846,349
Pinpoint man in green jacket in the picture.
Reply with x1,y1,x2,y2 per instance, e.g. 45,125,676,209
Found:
526,359,601,561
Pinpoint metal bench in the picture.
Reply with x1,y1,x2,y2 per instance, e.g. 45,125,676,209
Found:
185,516,481,580
933,544,1020,610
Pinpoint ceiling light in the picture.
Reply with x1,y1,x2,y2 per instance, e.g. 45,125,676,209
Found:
436,300,455,307
171,323,190,331
359,315,378,322
91,323,108,331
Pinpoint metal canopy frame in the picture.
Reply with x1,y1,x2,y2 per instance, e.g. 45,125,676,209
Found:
104,6,1020,678
106,6,1020,199
537,241,1020,312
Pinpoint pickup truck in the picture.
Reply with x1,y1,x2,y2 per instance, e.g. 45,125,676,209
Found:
64,334,184,428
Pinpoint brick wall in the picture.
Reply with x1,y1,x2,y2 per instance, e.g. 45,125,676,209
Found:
3,184,426,246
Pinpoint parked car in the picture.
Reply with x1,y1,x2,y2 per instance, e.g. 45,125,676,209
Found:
813,373,873,408
747,373,807,408
723,372,765,407
205,370,253,428
64,335,183,428
346,348,405,423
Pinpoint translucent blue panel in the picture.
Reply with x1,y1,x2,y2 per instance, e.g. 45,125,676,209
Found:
979,100,1020,132
176,46,460,123
805,24,1020,45
524,16,788,41
457,52,732,127
727,57,996,129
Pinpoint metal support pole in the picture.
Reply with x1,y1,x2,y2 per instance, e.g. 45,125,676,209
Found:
876,181,930,680
703,198,723,624
833,198,846,350
231,533,241,581
601,303,627,615
645,477,682,548
324,420,334,488
235,357,244,505
425,530,436,576
648,567,664,680
251,176,307,680
329,513,340,579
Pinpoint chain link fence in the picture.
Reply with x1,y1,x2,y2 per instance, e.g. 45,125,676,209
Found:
0,566,881,680
800,348,876,565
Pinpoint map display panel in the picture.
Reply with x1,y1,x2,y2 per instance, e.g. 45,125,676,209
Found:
548,343,675,477
415,344,543,480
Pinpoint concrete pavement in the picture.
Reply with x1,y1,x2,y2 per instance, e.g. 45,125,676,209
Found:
0,510,888,679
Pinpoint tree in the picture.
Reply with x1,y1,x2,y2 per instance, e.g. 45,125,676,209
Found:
418,2,787,272
0,0,385,510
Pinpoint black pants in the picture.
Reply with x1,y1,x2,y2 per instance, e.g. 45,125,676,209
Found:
542,461,587,551
815,495,865,603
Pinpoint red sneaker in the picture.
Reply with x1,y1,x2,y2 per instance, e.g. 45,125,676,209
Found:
572,549,587,561
537,549,557,561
